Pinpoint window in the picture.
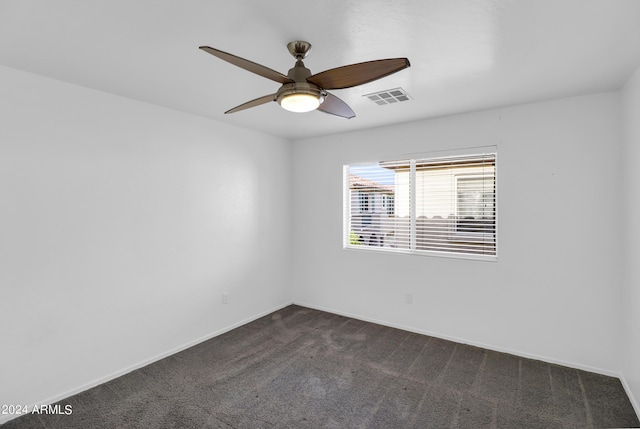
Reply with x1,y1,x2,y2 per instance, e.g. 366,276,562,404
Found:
382,195,394,215
358,192,370,212
344,150,497,260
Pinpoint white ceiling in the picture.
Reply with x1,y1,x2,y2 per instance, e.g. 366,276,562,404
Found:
2,0,640,140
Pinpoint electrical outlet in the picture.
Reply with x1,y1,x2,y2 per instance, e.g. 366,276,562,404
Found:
222,293,228,304
405,293,413,304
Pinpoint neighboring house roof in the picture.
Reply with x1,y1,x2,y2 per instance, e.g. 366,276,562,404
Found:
349,174,394,194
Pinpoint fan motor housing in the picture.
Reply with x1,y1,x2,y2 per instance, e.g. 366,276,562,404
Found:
287,60,313,82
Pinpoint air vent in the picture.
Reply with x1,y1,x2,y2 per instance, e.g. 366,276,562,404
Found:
363,88,411,106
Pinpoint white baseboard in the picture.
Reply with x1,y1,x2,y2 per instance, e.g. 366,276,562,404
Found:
620,375,640,420
0,301,293,425
292,301,621,378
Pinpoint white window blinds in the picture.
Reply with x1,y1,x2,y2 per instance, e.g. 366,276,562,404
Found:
344,151,497,260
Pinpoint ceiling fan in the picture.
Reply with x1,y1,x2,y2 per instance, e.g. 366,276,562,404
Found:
199,41,410,119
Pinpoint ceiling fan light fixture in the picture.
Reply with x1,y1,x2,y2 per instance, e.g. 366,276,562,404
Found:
280,93,320,113
276,83,324,113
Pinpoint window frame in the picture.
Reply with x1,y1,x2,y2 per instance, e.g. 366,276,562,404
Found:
343,148,498,262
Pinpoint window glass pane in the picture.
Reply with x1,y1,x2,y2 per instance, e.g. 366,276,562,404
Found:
347,161,409,249
345,152,496,259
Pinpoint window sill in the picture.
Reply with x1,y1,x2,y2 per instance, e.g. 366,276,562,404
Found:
343,244,498,262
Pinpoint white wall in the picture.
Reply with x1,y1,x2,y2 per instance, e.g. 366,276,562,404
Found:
622,65,640,413
292,92,624,374
0,66,292,421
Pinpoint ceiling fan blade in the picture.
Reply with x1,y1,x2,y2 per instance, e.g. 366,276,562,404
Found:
225,94,276,114
317,92,355,119
308,58,410,90
199,46,293,85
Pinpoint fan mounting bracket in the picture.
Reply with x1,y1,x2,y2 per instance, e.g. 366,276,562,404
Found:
287,41,312,60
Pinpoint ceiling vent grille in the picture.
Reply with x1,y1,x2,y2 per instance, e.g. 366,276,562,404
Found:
363,87,411,105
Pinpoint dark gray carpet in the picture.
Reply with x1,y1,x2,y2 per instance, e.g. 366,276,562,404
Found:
3,305,639,428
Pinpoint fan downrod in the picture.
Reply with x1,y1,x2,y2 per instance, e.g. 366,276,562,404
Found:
287,41,312,60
